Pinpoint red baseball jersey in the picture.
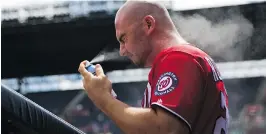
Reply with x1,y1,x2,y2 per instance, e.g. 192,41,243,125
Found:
141,45,229,134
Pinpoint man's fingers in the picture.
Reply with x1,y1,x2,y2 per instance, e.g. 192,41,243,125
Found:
78,60,92,78
82,79,86,89
95,64,105,77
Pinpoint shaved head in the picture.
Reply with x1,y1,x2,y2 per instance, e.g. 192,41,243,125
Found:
115,0,182,67
115,1,175,32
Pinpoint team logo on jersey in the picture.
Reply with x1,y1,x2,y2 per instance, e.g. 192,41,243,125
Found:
154,72,178,96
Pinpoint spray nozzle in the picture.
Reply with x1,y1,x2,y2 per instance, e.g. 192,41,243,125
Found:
85,61,92,67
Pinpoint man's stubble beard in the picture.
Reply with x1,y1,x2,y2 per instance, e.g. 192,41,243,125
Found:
129,55,145,67
135,59,146,68
132,32,152,67
136,45,152,68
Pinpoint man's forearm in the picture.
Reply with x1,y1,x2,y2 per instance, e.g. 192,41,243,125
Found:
92,93,160,134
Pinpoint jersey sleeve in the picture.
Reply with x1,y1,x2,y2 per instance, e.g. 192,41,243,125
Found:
150,52,205,131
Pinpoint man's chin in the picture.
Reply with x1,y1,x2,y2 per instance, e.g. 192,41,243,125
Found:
131,60,145,68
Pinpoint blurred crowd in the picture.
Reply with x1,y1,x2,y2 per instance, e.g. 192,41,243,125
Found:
64,104,113,134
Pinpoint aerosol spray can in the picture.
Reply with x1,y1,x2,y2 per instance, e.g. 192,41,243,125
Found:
85,61,117,98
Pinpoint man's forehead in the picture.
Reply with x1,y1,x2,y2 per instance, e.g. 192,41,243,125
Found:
115,14,127,36
115,19,121,37
115,28,121,39
115,12,126,28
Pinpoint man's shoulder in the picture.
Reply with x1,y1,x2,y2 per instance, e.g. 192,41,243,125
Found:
158,44,208,63
170,44,208,57
149,44,209,78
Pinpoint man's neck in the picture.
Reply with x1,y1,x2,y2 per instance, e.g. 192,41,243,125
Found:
144,33,188,67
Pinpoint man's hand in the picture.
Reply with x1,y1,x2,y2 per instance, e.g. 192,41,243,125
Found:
78,60,113,101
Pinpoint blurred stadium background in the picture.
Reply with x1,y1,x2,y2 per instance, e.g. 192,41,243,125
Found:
1,0,266,133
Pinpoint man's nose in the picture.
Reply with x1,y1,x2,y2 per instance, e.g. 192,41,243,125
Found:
119,44,127,56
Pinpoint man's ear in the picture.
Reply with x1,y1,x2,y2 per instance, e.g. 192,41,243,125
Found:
143,15,155,35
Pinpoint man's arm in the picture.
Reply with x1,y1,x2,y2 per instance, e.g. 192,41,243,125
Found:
94,93,190,134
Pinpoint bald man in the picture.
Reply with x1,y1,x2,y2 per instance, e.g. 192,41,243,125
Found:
78,1,229,134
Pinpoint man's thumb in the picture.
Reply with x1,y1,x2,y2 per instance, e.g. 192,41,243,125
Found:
95,64,105,77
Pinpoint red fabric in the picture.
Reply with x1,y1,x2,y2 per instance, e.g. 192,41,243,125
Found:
142,45,229,133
